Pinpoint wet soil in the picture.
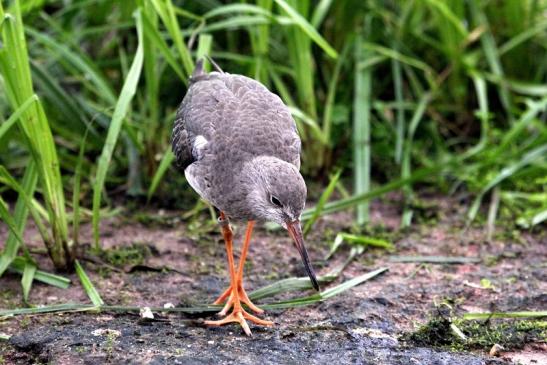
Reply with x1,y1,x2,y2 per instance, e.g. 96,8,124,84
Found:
0,195,545,364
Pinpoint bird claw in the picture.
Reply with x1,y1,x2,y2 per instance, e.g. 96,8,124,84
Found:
207,282,271,335
205,307,273,336
213,282,264,314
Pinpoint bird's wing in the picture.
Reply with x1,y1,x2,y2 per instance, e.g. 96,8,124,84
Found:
172,72,301,172
220,74,302,169
171,74,233,170
171,102,193,170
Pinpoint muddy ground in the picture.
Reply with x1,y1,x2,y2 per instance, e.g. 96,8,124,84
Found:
0,195,545,364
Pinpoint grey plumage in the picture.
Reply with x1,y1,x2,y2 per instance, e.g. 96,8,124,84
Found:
172,60,319,294
172,60,305,224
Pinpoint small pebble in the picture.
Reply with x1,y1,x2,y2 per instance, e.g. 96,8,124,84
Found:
208,340,214,345
163,303,175,309
489,343,504,356
92,329,121,337
140,307,154,319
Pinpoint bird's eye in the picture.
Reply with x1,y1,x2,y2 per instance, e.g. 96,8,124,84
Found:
270,195,282,207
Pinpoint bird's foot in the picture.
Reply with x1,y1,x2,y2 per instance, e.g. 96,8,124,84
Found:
207,282,273,335
204,305,273,336
212,281,264,314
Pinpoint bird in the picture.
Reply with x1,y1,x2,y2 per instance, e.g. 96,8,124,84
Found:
171,58,319,336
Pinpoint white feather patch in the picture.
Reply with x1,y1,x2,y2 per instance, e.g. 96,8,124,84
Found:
185,164,206,200
193,135,208,159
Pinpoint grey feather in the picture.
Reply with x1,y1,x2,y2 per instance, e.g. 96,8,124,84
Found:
171,65,304,222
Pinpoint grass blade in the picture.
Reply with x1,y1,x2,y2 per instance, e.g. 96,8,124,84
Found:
0,268,388,316
249,275,336,301
0,195,26,264
337,233,394,250
263,267,388,309
1,3,71,269
303,169,341,236
499,20,547,55
201,15,271,33
389,256,481,264
0,94,37,140
9,257,70,289
196,33,213,63
147,150,175,201
0,303,96,317
486,187,500,242
462,311,547,320
26,28,116,104
301,165,441,220
141,10,185,81
322,41,351,144
310,0,333,28
467,144,547,225
401,93,432,227
531,209,547,227
361,42,435,86
92,10,145,248
72,129,89,245
425,0,468,37
468,0,512,118
287,106,327,144
0,162,38,277
0,166,51,244
462,74,490,158
204,4,272,18
150,0,194,77
392,55,405,164
21,259,36,302
354,30,372,225
75,260,104,306
274,0,338,58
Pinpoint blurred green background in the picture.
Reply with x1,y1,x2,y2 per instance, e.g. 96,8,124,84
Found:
0,0,546,277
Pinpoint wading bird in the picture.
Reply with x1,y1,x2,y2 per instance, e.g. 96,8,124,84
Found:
171,59,319,335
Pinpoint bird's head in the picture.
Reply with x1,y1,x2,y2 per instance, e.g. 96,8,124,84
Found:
241,156,319,291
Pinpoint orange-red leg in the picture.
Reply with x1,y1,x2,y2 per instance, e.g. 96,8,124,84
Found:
213,220,264,314
205,214,273,335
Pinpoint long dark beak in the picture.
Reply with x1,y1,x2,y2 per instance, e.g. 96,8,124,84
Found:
286,220,320,291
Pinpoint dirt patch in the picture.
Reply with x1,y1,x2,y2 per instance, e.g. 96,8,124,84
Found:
1,195,545,364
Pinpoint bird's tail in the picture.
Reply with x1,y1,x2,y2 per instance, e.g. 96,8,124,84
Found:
189,59,207,83
189,57,224,84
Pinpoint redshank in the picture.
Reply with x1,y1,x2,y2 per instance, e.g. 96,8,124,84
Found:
171,59,319,335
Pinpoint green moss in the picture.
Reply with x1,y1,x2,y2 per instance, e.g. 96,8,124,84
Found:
19,316,31,329
0,289,17,309
102,243,152,267
131,211,180,228
455,320,546,351
406,312,546,352
408,198,441,225
74,345,87,354
186,217,218,242
407,316,456,347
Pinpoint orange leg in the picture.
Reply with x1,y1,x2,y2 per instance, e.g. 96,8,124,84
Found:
212,220,264,314
205,214,273,335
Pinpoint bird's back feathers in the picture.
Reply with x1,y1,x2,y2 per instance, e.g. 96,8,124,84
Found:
171,59,302,211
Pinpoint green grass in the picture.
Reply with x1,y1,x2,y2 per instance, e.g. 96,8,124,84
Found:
0,0,546,301
0,266,387,317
